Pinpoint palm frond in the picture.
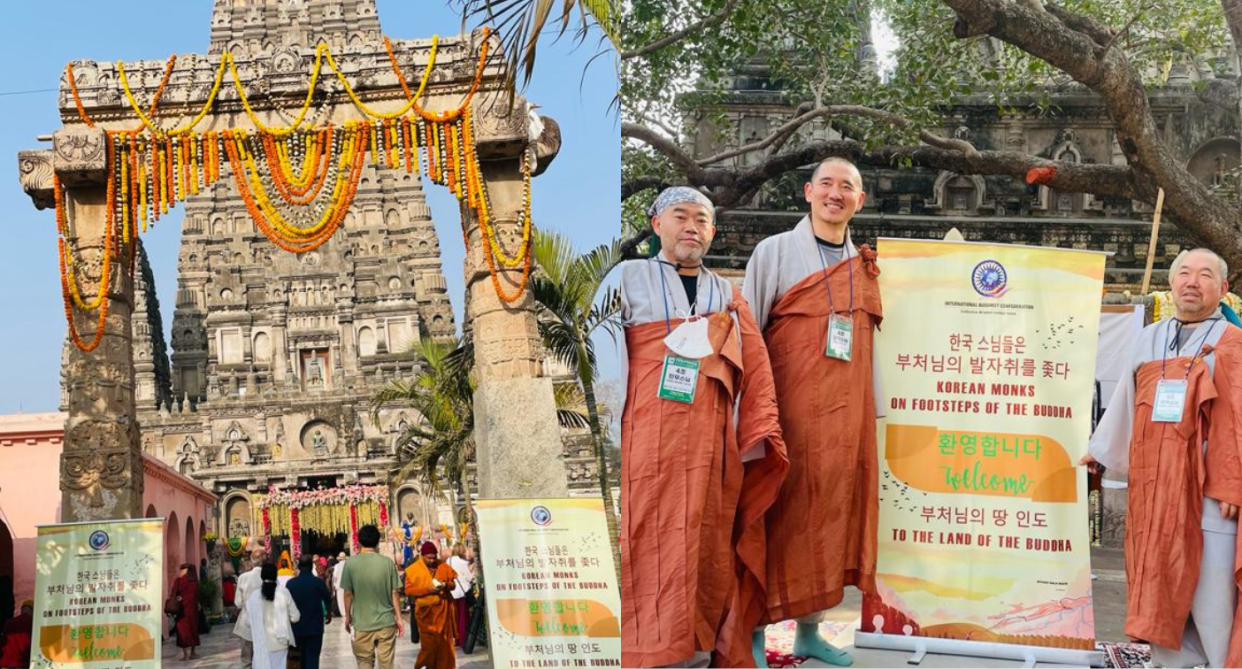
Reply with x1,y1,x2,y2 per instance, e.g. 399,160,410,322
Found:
532,228,581,290
539,320,585,371
461,0,615,90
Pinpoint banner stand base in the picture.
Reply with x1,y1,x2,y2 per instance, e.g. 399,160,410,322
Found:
855,632,1106,668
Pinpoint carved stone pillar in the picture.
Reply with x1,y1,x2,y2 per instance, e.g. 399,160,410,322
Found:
52,127,144,520
466,146,569,499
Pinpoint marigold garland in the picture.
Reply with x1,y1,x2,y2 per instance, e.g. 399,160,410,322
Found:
57,29,538,349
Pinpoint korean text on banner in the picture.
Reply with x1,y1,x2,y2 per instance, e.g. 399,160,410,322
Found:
863,239,1104,651
32,518,164,668
476,498,620,668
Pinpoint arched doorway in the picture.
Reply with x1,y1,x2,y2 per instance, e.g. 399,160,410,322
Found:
166,511,181,596
145,504,158,519
184,517,196,573
0,517,12,583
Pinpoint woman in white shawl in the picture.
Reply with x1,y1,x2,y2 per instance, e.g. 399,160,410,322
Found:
238,563,301,669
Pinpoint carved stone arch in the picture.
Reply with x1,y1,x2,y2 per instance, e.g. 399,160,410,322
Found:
219,422,252,465
222,491,253,538
394,483,440,528
1035,130,1089,213
1188,137,1241,188
175,436,202,474
926,171,985,213
358,326,376,356
253,331,272,363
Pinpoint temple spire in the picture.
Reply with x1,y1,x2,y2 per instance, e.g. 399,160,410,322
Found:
209,0,382,56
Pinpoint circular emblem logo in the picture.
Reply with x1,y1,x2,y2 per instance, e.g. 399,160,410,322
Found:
88,530,110,551
530,506,553,526
972,260,1009,298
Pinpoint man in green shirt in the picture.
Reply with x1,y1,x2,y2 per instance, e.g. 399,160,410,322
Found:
342,524,404,669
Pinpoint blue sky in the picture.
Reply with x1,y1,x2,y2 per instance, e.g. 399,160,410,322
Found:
0,0,620,413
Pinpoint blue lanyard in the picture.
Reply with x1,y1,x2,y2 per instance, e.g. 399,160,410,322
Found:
1160,317,1220,379
655,259,714,334
816,240,854,316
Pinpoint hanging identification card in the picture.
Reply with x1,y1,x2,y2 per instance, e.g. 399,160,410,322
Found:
1152,379,1187,423
658,355,700,403
826,313,853,361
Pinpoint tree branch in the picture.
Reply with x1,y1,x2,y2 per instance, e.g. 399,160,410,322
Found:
696,104,981,167
622,176,671,201
1044,3,1115,47
619,228,655,260
942,0,1242,273
622,122,707,184
620,0,739,60
709,139,1135,208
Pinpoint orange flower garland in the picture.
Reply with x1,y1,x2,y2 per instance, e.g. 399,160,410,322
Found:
56,134,117,352
57,29,536,349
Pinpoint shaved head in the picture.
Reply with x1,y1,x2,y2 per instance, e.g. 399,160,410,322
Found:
1170,248,1228,281
1170,247,1230,321
810,158,863,189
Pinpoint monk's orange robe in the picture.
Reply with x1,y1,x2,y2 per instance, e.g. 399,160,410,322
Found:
762,247,882,623
1125,327,1242,665
621,286,788,667
405,560,458,669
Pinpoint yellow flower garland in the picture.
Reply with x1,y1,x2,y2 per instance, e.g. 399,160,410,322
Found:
58,29,533,349
323,36,439,120
228,47,325,137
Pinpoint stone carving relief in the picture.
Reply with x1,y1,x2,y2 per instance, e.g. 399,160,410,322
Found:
175,436,202,474
219,421,251,466
62,421,139,518
299,420,339,457
17,150,54,209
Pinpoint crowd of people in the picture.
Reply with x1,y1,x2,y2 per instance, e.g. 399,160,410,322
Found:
226,524,478,669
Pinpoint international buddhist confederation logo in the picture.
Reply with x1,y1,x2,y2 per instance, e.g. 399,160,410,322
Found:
530,505,553,527
972,259,1009,298
88,530,110,551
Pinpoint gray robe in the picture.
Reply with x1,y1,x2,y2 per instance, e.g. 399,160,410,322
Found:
741,216,885,417
1088,310,1237,667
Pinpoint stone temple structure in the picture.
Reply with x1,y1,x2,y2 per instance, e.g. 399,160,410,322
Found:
698,53,1239,292
41,0,599,556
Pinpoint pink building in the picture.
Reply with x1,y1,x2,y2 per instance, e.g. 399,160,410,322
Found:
0,412,217,608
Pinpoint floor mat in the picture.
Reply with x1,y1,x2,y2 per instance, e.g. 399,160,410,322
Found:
764,620,854,667
1101,641,1151,668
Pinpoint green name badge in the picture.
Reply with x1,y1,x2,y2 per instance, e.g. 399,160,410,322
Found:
826,313,853,361
1152,379,1187,423
658,355,700,403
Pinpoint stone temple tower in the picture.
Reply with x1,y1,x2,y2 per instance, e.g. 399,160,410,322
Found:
131,0,486,552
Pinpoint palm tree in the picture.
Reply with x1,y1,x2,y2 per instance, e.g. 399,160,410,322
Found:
371,335,478,521
372,333,613,534
529,229,623,563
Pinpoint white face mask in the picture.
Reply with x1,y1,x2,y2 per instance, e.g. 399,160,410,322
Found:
664,316,713,359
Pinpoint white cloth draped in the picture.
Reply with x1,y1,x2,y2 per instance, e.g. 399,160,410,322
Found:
241,586,301,669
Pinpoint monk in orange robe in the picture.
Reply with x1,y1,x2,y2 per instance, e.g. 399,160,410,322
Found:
1085,248,1242,668
743,158,882,667
619,187,788,668
405,541,458,669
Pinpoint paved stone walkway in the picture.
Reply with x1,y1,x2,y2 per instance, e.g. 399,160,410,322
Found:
160,618,492,668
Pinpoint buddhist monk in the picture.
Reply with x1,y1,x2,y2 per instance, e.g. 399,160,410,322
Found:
1083,248,1242,668
619,186,788,667
404,541,458,669
743,157,883,667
